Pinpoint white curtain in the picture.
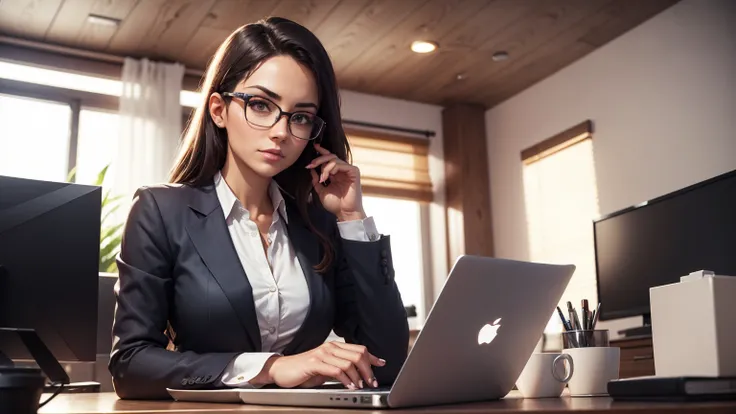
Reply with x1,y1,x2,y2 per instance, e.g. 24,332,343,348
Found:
112,57,184,202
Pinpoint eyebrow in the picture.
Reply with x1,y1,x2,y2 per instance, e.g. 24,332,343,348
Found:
245,85,318,110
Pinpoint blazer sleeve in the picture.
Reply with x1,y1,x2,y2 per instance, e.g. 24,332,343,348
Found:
331,222,410,386
108,188,240,399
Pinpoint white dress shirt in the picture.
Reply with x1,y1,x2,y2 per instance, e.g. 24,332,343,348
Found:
213,172,379,387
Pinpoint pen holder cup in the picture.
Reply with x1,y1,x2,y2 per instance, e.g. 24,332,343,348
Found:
561,330,609,349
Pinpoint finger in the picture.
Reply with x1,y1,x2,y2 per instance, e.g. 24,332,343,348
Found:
313,142,331,155
315,361,356,390
332,342,386,367
322,354,362,389
306,153,337,169
320,160,338,183
327,163,358,179
329,346,374,388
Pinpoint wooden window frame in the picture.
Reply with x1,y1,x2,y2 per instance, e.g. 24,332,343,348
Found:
521,120,593,164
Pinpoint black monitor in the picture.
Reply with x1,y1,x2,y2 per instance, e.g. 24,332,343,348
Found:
0,175,101,371
593,169,736,337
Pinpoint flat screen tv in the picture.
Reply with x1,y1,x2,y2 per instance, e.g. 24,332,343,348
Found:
593,168,736,337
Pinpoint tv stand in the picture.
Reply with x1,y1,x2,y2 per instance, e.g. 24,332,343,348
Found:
617,314,652,338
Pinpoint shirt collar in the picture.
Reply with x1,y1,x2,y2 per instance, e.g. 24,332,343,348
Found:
213,171,288,224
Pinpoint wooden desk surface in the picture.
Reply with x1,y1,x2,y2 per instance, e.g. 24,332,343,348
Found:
39,391,736,414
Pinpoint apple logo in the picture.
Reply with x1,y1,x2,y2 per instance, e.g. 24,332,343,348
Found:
477,318,502,345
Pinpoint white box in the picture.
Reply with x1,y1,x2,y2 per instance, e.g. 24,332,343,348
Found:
649,272,736,378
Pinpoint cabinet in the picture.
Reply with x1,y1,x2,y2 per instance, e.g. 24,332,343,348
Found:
612,336,655,378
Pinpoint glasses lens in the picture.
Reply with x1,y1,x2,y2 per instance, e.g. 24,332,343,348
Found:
244,97,279,128
243,96,325,140
289,113,324,140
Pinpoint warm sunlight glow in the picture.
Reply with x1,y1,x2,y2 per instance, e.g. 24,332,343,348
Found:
0,61,200,108
363,196,425,319
0,94,71,182
523,138,600,333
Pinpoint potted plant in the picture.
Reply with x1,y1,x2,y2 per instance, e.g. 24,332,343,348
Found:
67,165,124,274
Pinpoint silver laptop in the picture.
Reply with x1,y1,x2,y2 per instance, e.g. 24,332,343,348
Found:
235,255,575,408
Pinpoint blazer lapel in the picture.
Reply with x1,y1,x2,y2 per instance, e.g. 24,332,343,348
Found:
282,199,329,355
184,184,261,351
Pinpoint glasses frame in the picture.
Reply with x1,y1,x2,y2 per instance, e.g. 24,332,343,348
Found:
221,92,325,141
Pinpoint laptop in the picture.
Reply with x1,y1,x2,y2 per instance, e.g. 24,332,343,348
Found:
168,255,575,408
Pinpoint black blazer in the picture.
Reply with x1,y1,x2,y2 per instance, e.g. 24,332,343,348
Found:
108,181,409,399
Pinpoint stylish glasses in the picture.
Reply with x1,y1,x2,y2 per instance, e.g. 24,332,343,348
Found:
221,92,325,141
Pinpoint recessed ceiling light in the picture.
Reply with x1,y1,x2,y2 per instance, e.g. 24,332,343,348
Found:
492,51,509,62
411,40,438,54
86,13,121,27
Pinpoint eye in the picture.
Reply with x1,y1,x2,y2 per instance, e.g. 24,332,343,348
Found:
247,98,274,113
291,113,315,125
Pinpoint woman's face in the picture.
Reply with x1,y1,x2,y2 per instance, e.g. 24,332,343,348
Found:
211,55,318,178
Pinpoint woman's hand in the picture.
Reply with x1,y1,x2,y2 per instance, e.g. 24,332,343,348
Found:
257,341,386,389
306,143,366,222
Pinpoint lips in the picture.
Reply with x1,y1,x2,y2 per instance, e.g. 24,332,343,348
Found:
260,149,284,158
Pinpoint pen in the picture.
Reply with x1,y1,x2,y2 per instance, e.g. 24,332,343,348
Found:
588,310,593,329
582,299,589,330
566,302,576,330
558,306,578,347
556,306,572,331
571,308,582,333
591,303,601,329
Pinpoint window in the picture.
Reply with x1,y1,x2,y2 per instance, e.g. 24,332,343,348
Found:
346,127,432,202
363,195,426,316
521,121,600,333
346,128,433,321
76,108,120,186
0,94,120,187
0,94,71,182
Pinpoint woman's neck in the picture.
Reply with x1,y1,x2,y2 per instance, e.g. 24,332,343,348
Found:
221,156,272,217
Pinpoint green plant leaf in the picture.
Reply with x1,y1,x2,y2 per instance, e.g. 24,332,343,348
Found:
91,162,124,274
101,222,124,244
100,253,119,273
95,165,110,187
66,166,77,183
106,260,119,274
99,234,122,261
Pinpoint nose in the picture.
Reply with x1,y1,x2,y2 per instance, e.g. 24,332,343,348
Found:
269,114,289,142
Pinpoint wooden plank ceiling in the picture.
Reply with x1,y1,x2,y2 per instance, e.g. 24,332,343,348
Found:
0,0,679,109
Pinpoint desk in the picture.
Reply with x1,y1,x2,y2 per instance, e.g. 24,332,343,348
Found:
39,391,736,414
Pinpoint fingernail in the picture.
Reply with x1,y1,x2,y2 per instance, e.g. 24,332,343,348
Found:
379,358,386,365
358,380,363,389
305,164,313,169
348,383,356,390
372,379,378,388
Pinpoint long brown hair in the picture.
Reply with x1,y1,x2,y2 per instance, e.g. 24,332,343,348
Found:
170,17,350,273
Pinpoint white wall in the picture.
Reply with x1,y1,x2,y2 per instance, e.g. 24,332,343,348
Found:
340,89,447,322
484,0,736,335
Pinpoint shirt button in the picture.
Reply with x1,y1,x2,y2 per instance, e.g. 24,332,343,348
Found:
368,233,379,241
269,286,277,293
251,231,258,237
269,327,276,334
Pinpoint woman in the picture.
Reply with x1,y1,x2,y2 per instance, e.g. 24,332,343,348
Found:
108,17,409,400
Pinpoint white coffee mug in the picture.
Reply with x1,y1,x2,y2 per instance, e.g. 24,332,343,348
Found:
516,353,574,398
562,347,620,397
